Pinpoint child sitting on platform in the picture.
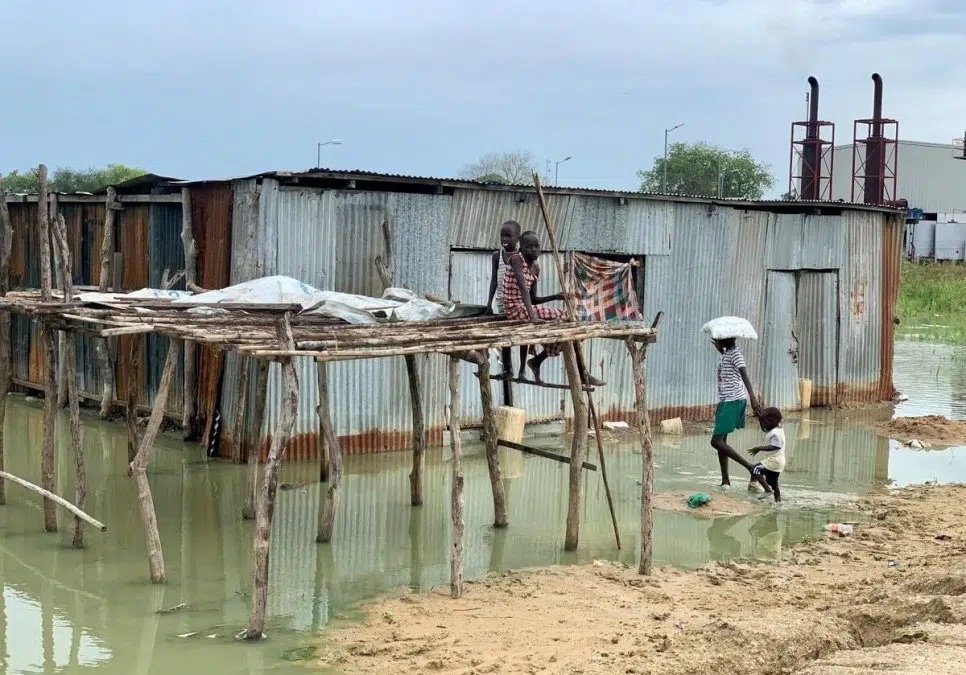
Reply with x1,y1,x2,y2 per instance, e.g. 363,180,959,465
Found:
503,230,603,386
485,220,522,380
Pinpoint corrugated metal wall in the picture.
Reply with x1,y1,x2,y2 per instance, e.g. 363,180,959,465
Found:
831,141,966,213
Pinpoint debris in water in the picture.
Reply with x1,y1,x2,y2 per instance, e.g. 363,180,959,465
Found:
687,493,712,509
603,421,630,430
823,523,854,536
177,632,199,639
158,602,188,614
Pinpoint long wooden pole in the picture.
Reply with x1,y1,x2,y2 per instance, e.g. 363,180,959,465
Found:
476,355,507,528
181,187,199,440
315,361,330,484
242,359,269,521
448,356,465,598
0,176,11,505
316,360,343,544
245,316,299,640
627,339,654,575
230,357,250,464
95,187,118,419
37,165,57,532
53,214,87,548
126,334,144,463
0,471,106,531
130,338,180,583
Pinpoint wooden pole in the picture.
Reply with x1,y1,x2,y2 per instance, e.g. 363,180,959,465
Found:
230,357,250,464
50,194,69,410
95,187,118,419
315,361,330,484
130,338,180,583
448,356,465,598
0,471,105,531
373,219,427,508
626,339,654,575
405,354,426,507
245,315,299,640
243,359,269,520
126,334,144,463
0,176,11,505
181,188,200,441
316,360,343,544
53,214,87,548
37,166,58,532
475,355,508,528
589,403,622,549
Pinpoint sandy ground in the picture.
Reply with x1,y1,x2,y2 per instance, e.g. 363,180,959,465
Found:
651,490,765,518
877,414,966,447
316,484,966,674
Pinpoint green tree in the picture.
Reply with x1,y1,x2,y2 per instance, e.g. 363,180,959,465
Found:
0,164,147,194
637,142,775,199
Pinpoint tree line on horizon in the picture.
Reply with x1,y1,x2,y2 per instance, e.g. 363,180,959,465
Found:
0,164,147,194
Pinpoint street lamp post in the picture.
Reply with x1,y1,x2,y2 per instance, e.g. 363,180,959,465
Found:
316,139,343,167
663,123,683,193
554,156,572,186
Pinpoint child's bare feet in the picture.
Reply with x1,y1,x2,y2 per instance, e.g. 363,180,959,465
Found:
527,358,543,383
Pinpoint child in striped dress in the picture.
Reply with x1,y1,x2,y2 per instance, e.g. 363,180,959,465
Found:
485,220,522,379
504,231,603,386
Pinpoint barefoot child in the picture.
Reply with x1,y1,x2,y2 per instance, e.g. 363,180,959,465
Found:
710,337,771,493
485,220,522,378
748,407,785,502
503,231,603,386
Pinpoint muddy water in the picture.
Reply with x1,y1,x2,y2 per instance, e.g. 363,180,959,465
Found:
0,338,962,673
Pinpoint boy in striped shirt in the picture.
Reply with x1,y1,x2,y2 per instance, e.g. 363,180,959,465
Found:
710,338,771,494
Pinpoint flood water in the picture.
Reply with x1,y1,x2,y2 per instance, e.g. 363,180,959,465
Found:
0,336,965,673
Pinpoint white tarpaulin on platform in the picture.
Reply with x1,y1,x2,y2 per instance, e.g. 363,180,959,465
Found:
79,276,457,325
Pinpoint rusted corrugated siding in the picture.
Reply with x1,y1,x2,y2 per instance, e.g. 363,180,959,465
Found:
146,202,185,414
191,183,234,443
114,204,149,414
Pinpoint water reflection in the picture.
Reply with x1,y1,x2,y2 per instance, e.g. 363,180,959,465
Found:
0,336,958,673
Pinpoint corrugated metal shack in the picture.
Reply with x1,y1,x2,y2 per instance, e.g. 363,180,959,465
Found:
5,169,903,460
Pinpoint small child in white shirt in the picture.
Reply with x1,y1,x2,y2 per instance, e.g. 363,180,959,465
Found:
748,407,786,503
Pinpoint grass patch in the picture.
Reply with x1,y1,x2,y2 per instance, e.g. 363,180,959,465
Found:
898,261,966,318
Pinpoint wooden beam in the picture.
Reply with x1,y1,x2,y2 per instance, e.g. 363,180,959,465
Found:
626,339,654,575
448,356,464,598
497,439,597,471
0,470,106,532
476,355,507,528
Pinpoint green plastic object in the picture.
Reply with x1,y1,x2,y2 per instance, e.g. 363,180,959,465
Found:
687,492,712,508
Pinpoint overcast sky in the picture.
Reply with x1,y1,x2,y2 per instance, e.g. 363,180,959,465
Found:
1,0,962,195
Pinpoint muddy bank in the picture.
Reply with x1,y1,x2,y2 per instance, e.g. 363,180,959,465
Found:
878,414,966,447
651,490,765,518
316,484,966,674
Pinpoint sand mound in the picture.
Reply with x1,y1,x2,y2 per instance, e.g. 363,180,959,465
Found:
651,490,764,517
879,415,966,446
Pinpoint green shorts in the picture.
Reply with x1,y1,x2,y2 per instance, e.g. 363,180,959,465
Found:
712,399,746,436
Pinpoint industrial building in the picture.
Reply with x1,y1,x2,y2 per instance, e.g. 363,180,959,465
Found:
4,169,903,459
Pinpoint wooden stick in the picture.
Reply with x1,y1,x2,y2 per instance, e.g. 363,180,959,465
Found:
181,187,199,440
315,361,330,483
448,356,465,598
245,316,299,640
0,470,106,531
37,167,57,532
126,334,144,463
626,339,654,575
405,354,426,507
497,439,597,470
130,338,180,583
53,214,88,549
588,403,621,550
231,356,250,464
316,359,343,544
242,359,269,521
490,373,595,392
476,355,507,528
37,167,52,302
0,175,11,505
94,188,119,419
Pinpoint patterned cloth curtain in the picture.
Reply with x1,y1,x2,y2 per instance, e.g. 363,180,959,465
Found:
569,252,643,321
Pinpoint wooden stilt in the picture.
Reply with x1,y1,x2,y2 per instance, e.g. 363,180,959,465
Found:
130,338,180,583
95,187,119,419
245,316,299,640
315,361,330,484
126,334,144,464
52,213,87,548
243,359,269,521
448,356,465,598
626,339,653,575
497,439,597,470
316,360,343,544
231,357,250,464
476,355,508,528
0,175,11,506
180,187,200,440
36,166,57,532
0,470,105,531
405,354,426,507
562,343,588,551
50,195,69,411
588,402,621,550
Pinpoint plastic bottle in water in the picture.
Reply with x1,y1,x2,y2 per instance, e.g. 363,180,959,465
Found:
824,523,854,536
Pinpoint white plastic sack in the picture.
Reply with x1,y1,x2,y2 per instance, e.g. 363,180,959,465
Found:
701,316,758,340
171,276,321,307
77,288,192,305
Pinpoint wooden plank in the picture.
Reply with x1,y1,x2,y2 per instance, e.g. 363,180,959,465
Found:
497,439,597,471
